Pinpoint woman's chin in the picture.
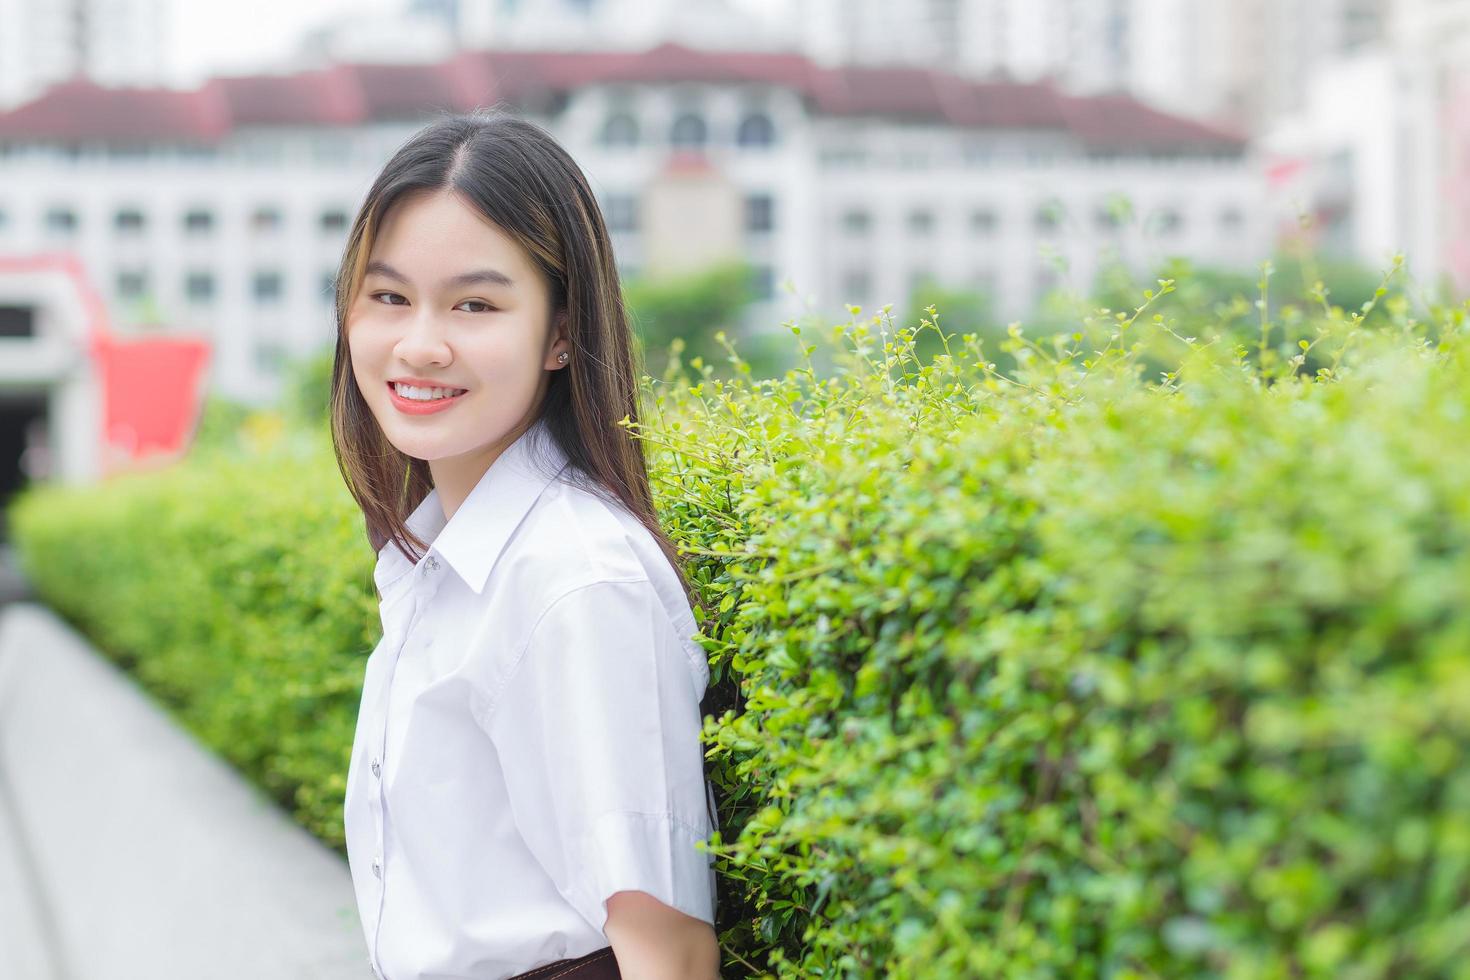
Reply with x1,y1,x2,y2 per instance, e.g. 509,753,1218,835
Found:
382,431,456,463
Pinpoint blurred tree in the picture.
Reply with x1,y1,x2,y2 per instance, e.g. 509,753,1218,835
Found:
282,346,335,433
190,395,254,457
1090,252,1390,325
622,260,767,379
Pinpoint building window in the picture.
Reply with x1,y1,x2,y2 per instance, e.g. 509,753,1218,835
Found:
897,149,929,170
841,268,871,305
744,193,774,233
309,135,352,165
841,208,872,235
184,271,215,304
962,142,993,167
116,269,148,299
670,112,707,149
0,305,36,338
735,111,775,148
819,146,867,168
1219,206,1243,234
45,207,78,234
320,209,348,234
253,270,284,304
183,209,214,235
604,194,638,233
751,265,775,301
251,206,283,233
1155,207,1184,234
114,208,146,234
971,208,998,234
908,208,935,235
1034,200,1063,233
600,111,639,148
1096,193,1133,230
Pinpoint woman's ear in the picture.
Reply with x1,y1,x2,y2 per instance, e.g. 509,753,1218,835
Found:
547,310,570,370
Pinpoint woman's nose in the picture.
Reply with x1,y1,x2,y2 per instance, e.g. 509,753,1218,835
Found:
393,310,451,365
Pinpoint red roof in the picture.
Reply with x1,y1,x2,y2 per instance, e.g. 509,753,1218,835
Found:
0,42,1246,151
0,75,232,140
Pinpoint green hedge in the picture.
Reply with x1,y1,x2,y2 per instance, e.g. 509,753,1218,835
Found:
11,261,1470,978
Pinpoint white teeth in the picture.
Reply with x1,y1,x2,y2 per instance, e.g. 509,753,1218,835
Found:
393,383,464,401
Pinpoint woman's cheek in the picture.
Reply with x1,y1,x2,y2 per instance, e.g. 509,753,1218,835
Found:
474,331,539,384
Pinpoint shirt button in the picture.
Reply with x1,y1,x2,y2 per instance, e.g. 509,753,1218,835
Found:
424,556,440,574
372,859,381,879
371,758,380,778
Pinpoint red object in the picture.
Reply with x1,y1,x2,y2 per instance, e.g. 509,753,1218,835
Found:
0,251,212,475
1265,156,1309,187
92,333,211,463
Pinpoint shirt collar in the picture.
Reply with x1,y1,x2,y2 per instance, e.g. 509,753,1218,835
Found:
372,415,572,596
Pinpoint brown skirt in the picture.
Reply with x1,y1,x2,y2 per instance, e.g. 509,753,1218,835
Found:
508,945,621,979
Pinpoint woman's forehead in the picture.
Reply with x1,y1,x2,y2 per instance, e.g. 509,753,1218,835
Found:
370,191,532,282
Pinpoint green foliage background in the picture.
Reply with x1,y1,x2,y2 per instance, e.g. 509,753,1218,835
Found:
9,257,1470,978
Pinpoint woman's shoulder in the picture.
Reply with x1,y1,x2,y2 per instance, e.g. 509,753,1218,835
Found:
496,471,661,592
481,472,709,691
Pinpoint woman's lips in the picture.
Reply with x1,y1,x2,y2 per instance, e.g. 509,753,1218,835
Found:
387,381,469,415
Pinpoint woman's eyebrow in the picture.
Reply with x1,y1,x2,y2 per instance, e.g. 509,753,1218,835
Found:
365,259,515,289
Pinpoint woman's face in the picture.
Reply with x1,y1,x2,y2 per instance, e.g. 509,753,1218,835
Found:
346,187,568,484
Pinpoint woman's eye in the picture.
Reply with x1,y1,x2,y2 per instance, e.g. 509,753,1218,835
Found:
368,293,494,313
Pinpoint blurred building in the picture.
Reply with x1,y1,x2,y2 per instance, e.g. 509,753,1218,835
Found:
0,43,1260,410
1260,0,1470,296
0,256,99,487
0,0,171,109
794,0,1391,133
1392,0,1470,296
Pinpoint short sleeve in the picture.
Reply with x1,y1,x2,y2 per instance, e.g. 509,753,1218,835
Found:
477,577,717,934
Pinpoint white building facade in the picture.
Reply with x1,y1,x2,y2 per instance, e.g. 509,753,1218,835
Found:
0,44,1262,410
1259,0,1470,296
793,0,1391,132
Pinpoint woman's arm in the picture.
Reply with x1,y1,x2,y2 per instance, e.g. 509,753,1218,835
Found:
604,889,720,980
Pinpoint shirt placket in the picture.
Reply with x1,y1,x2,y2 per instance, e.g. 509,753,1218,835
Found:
366,552,443,980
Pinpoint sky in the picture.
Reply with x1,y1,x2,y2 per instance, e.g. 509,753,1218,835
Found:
167,0,787,88
168,0,398,86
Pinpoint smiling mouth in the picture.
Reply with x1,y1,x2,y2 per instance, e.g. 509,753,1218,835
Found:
388,381,469,402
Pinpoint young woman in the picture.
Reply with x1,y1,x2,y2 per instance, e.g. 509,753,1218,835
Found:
330,111,721,980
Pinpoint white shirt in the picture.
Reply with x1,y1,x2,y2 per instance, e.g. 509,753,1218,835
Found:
343,415,718,980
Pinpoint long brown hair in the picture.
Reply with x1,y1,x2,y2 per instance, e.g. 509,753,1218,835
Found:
328,109,695,609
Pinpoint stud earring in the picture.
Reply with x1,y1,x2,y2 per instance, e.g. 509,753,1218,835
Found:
558,351,569,362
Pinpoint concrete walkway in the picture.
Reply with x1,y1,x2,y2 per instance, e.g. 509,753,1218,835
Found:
0,590,370,979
